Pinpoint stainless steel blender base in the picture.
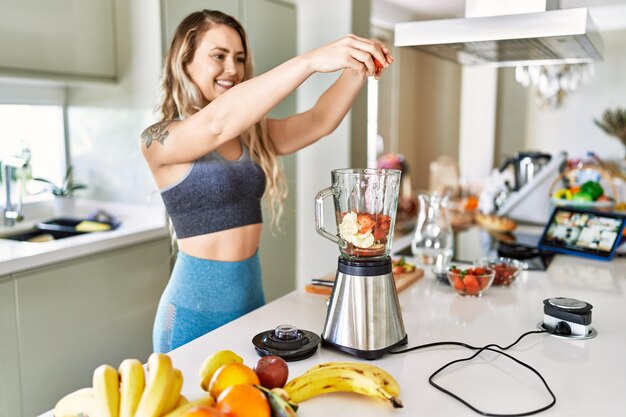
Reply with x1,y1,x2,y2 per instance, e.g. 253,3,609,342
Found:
321,333,407,360
321,257,408,359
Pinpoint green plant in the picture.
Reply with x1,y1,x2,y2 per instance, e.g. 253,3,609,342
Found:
32,165,87,197
594,107,626,146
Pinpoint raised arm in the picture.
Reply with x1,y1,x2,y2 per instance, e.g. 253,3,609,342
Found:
266,38,392,155
266,67,365,156
141,35,388,168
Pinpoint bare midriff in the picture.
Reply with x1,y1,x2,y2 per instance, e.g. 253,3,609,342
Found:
177,223,263,261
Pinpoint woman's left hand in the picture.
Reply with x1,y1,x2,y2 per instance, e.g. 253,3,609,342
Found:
303,34,393,78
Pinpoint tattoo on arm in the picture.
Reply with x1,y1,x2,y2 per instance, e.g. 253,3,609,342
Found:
141,120,173,149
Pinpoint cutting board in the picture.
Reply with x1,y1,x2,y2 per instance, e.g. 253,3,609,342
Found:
305,268,424,296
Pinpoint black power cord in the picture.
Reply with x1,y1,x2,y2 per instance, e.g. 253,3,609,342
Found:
389,330,556,416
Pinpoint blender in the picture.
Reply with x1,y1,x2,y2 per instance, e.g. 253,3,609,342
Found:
315,168,407,359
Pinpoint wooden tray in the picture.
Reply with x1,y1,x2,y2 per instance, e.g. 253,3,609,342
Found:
305,268,424,296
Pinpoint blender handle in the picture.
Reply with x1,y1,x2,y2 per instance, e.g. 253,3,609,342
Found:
315,187,340,245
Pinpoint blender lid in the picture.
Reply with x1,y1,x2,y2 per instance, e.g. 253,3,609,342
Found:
252,324,321,361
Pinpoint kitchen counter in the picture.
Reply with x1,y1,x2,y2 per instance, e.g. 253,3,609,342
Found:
39,253,623,416
0,199,169,275
36,244,626,416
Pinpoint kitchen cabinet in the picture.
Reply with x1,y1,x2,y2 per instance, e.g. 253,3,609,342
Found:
160,0,297,302
0,275,21,417
11,237,170,417
0,0,117,82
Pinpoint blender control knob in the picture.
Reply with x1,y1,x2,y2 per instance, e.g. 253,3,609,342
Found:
274,324,299,341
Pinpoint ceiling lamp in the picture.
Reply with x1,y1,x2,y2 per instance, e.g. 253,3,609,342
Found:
515,63,595,108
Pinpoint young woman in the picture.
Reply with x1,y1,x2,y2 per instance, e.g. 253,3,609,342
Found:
141,9,392,353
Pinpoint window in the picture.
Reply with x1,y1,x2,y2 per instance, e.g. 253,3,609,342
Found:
0,84,67,208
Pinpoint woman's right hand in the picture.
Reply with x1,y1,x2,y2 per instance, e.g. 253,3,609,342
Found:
303,34,392,78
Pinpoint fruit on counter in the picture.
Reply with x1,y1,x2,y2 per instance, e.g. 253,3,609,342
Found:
303,361,401,396
135,353,175,417
162,397,216,417
119,358,145,417
208,363,260,399
448,266,494,296
54,353,194,417
54,387,99,417
283,361,403,408
253,355,289,389
392,257,416,275
199,350,244,392
257,386,298,417
163,368,184,415
173,405,224,417
492,264,516,286
93,364,120,417
216,384,271,417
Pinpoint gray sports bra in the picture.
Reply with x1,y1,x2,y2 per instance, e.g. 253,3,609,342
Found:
160,145,266,238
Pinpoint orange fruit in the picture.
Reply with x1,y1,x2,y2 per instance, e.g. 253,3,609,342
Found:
216,384,270,417
209,363,260,399
180,405,226,417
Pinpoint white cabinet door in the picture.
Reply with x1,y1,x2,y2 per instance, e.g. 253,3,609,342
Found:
161,0,240,54
14,238,170,417
0,0,117,81
0,275,21,417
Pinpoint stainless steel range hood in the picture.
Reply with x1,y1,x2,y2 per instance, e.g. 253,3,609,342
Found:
394,6,603,67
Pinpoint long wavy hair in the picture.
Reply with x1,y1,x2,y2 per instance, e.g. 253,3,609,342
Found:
159,10,287,230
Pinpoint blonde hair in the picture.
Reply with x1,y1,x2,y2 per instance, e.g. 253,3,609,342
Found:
159,10,287,230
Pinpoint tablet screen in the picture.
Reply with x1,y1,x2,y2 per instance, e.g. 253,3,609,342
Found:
538,207,626,260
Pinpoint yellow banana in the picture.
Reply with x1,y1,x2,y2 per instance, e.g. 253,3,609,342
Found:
199,349,243,391
54,387,99,417
161,395,215,417
162,368,184,414
118,358,145,417
304,361,401,397
134,353,175,417
284,363,403,408
93,364,120,417
174,394,189,407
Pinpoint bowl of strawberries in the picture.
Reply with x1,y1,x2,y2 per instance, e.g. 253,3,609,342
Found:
447,265,495,297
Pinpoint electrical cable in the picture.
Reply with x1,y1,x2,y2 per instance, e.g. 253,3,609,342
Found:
389,330,556,416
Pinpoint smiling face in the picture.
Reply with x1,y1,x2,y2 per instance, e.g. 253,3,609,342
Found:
186,24,246,103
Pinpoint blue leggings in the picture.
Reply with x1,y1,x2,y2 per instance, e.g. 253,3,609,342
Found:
153,250,265,353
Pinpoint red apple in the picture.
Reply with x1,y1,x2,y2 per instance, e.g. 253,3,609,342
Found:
253,355,289,389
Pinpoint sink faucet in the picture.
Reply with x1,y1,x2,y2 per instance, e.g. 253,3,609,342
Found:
2,145,31,226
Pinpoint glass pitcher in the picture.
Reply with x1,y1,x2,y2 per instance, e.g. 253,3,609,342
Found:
411,192,454,266
315,168,401,261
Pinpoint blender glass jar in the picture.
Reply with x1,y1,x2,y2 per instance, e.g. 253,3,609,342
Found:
315,168,401,260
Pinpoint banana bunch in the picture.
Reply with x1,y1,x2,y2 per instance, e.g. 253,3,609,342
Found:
284,361,403,408
54,353,213,417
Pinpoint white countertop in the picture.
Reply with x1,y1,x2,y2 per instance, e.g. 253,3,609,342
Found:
0,199,168,275
158,254,625,417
